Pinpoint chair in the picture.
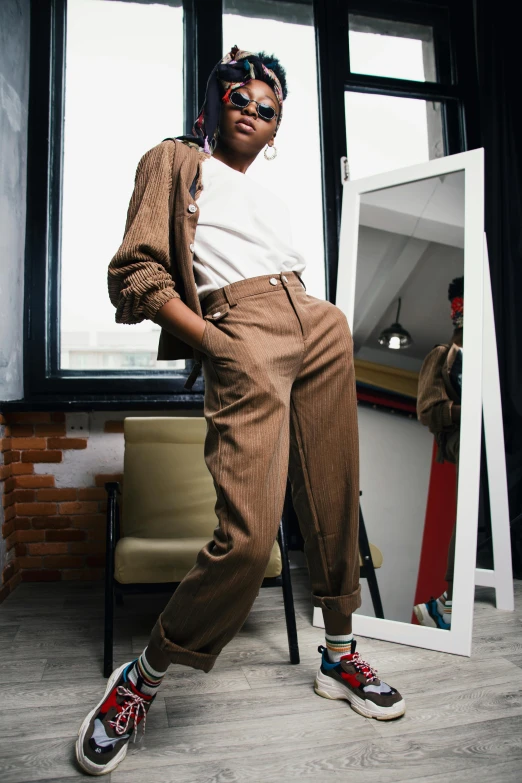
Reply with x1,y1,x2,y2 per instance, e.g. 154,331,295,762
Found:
358,498,385,619
103,417,299,678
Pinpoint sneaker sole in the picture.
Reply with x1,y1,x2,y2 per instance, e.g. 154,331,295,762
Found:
414,603,438,628
75,661,133,776
314,668,406,720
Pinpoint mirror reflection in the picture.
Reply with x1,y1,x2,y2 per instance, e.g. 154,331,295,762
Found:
353,171,464,628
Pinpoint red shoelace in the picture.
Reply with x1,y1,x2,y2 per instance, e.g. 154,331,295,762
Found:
109,686,148,742
341,651,378,683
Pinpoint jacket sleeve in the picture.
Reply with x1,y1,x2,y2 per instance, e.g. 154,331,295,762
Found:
107,141,181,324
416,346,454,433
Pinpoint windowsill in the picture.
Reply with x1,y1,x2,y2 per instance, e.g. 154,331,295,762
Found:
1,385,414,414
0,394,204,412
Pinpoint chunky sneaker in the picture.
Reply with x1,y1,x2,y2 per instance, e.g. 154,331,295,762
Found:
314,641,406,720
76,660,155,776
414,597,451,629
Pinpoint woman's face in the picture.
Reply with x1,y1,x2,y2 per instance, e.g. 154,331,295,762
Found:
217,79,279,157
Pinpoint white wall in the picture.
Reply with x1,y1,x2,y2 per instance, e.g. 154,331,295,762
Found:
358,405,433,622
33,410,202,487
0,0,30,402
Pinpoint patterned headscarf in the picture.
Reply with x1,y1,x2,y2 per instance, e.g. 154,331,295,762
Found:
448,276,464,329
177,45,284,152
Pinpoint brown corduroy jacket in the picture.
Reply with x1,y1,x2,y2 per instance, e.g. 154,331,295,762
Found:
417,342,461,462
107,139,211,389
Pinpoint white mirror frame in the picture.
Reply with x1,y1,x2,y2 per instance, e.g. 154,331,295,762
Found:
477,235,514,610
330,150,485,656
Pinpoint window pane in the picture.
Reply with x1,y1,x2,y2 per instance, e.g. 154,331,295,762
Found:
349,14,436,82
223,0,325,299
345,92,443,180
60,0,184,371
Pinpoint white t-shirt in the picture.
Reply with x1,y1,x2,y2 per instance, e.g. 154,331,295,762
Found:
192,155,307,301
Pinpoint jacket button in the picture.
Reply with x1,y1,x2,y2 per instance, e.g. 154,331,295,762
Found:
188,204,197,213
189,243,195,252
269,277,278,285
212,312,221,318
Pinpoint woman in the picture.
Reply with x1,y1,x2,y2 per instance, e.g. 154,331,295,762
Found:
76,46,405,777
414,277,464,630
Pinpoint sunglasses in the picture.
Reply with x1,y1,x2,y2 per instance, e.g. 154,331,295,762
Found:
228,90,278,121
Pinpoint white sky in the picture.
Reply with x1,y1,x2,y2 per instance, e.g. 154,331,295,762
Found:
61,0,435,359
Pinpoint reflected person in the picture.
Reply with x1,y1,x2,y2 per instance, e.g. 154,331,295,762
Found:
414,277,464,630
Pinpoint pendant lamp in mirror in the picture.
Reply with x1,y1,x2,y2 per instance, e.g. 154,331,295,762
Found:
378,298,413,350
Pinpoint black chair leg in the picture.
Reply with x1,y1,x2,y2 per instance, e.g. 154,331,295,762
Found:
103,574,114,678
278,518,300,665
103,483,118,678
359,504,385,619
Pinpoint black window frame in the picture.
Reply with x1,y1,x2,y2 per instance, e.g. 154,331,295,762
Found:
315,0,469,304
22,0,467,406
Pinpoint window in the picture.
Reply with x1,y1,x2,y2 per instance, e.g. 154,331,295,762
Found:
348,14,436,82
314,1,459,304
344,11,448,179
223,0,325,298
61,0,184,372
345,92,443,179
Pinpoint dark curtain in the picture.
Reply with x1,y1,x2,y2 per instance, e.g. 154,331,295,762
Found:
473,0,522,576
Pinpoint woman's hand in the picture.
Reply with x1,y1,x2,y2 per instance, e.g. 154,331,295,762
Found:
154,297,207,351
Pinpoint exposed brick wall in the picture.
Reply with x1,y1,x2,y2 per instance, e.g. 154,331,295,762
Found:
0,408,199,604
0,411,125,603
1,413,20,602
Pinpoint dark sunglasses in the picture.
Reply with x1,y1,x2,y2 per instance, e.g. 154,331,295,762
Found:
228,90,277,121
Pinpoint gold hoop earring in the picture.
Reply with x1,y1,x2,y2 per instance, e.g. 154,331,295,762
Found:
210,127,220,153
264,144,277,161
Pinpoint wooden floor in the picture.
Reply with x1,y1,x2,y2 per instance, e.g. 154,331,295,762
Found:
0,566,521,783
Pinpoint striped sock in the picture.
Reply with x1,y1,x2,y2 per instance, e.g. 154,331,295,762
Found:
127,647,168,696
325,632,354,663
436,591,452,627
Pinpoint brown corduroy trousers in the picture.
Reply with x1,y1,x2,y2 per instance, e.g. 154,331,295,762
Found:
150,271,361,672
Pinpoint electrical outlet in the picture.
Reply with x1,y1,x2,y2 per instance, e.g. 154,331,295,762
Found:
66,412,89,437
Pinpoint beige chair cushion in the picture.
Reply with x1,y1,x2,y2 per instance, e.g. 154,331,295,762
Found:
115,536,282,584
114,537,381,584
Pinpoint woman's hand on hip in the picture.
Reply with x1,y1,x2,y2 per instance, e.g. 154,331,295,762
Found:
153,297,208,352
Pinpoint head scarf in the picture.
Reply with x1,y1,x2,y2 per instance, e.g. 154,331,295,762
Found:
177,45,284,152
448,276,464,329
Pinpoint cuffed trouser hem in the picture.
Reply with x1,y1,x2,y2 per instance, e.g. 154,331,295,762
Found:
149,615,218,673
312,585,361,616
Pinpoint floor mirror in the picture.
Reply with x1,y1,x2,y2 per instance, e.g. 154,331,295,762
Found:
313,149,499,656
